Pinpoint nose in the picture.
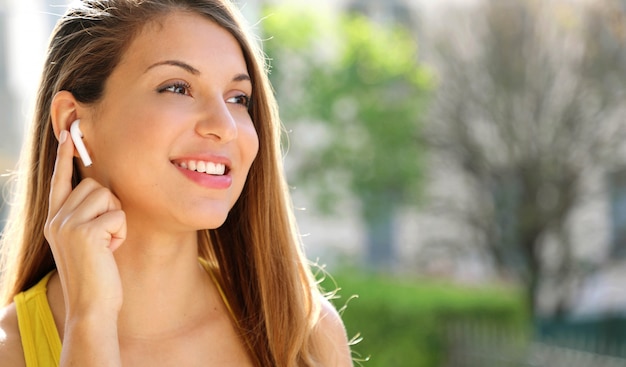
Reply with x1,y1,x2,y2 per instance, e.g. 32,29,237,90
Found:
195,99,238,143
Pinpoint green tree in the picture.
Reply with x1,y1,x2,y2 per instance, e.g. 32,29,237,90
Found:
263,7,432,270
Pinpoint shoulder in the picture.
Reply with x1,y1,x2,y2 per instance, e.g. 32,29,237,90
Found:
314,296,353,367
0,303,26,367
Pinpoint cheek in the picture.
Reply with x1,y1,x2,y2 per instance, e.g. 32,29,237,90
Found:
93,129,147,167
95,105,174,157
247,135,260,167
242,123,260,166
87,122,169,188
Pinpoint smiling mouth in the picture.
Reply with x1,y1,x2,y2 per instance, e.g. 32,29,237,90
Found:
174,160,228,176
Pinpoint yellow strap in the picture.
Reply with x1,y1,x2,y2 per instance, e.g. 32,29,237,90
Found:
14,272,62,367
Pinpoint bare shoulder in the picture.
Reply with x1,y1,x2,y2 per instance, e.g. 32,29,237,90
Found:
0,303,26,367
314,296,353,367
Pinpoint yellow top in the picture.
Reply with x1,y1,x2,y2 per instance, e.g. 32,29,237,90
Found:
13,260,234,367
14,272,62,367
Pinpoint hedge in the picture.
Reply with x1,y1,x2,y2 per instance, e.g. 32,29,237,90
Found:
322,271,529,367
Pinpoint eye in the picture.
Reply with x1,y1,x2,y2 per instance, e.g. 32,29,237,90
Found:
226,94,251,108
158,81,191,96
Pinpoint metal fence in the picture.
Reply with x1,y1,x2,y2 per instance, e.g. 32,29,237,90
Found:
444,323,626,367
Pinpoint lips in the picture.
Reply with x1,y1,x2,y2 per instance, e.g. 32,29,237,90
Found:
172,156,233,190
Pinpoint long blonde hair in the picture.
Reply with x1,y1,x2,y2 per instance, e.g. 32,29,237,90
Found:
0,0,324,365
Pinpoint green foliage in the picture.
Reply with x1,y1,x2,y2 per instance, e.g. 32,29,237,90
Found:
262,7,433,215
322,272,528,367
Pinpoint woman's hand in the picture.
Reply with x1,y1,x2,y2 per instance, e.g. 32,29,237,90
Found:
44,129,126,366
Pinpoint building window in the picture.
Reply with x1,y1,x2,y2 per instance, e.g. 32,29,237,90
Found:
609,169,626,257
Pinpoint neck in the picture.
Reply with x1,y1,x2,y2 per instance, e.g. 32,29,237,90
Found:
113,229,214,340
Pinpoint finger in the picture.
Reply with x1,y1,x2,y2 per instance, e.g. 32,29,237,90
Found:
56,184,123,224
48,130,77,217
90,210,127,251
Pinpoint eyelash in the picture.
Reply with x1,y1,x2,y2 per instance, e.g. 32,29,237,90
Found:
158,82,251,108
227,94,251,108
158,81,191,95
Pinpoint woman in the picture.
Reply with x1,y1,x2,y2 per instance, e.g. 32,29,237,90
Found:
0,0,353,366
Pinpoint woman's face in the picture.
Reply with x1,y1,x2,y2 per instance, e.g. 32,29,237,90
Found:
80,11,259,232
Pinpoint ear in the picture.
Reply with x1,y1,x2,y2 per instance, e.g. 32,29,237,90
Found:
50,90,81,140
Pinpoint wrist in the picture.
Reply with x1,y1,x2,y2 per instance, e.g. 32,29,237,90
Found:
61,312,121,367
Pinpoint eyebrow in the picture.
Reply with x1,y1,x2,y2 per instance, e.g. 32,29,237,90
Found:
145,60,200,75
232,73,252,83
145,59,252,83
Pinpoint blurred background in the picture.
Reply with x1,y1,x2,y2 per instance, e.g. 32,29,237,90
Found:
2,0,626,366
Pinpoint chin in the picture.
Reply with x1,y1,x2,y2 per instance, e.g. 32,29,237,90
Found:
199,221,227,231
190,213,230,231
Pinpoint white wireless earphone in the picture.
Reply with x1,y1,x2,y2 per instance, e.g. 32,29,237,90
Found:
69,119,93,167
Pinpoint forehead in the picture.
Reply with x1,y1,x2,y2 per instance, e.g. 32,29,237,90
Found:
116,10,247,75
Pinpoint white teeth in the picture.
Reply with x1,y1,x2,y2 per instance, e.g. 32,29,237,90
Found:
177,160,226,175
212,163,226,175
207,162,216,174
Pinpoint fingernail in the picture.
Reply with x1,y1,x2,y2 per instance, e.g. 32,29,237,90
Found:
59,130,68,144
